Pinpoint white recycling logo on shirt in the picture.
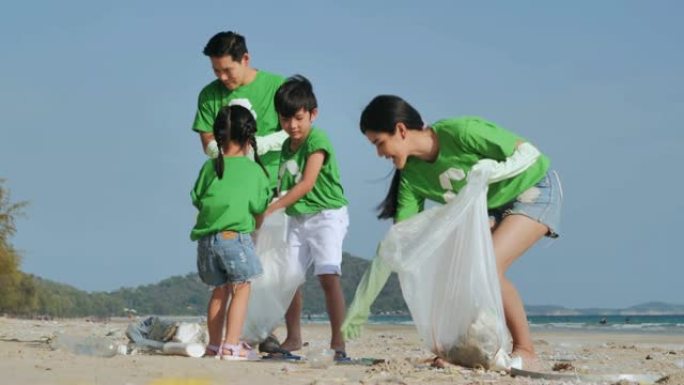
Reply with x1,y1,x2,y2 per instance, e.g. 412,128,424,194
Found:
278,159,303,190
439,168,466,202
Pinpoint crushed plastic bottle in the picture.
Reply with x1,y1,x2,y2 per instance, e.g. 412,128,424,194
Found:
51,334,124,357
307,348,335,369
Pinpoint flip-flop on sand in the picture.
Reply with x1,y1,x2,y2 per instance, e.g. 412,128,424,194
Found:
261,347,302,361
333,350,351,363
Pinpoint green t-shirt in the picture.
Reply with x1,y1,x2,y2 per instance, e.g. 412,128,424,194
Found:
395,117,550,222
192,70,285,187
190,156,272,240
279,127,348,216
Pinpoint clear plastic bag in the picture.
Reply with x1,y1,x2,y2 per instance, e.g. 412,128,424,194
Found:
242,209,305,343
379,167,512,369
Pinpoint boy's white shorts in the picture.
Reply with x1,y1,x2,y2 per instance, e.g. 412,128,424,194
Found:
287,206,349,276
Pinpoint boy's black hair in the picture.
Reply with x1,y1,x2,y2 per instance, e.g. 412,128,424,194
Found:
203,31,248,61
274,75,318,118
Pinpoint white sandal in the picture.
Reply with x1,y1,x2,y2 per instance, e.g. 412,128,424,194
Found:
220,342,258,361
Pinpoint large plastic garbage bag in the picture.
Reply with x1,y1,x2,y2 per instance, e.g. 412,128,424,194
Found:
379,166,512,370
242,209,305,343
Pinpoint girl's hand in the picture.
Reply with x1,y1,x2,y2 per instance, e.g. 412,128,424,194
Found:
264,205,276,217
255,213,265,229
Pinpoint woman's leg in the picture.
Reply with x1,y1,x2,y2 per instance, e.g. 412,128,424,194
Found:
491,214,547,361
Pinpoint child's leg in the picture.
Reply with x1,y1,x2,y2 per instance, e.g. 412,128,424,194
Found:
281,288,303,351
309,207,349,353
214,232,263,359
282,218,310,353
318,274,346,352
223,282,251,346
206,285,230,352
491,214,547,362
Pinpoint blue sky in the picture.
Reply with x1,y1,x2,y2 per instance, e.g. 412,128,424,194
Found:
1,0,682,308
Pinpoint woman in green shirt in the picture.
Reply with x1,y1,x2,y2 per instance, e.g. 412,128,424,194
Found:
350,95,562,368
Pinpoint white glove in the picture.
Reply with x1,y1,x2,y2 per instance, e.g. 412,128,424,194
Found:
204,139,220,159
256,130,289,156
471,142,541,183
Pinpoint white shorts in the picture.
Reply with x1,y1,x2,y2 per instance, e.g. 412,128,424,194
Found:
287,206,349,276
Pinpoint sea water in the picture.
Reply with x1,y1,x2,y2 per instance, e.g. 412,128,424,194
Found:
302,314,684,334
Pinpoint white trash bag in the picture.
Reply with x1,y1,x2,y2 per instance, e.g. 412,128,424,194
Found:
379,166,512,370
242,208,305,343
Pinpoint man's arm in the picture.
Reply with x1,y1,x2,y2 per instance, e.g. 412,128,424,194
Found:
256,130,289,155
200,132,219,158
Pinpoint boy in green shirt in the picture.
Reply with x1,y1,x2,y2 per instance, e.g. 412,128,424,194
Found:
265,75,350,359
192,31,286,189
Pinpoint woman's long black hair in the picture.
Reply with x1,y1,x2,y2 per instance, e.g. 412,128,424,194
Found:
359,95,424,220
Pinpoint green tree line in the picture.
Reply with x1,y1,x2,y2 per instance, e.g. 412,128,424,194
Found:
0,179,36,315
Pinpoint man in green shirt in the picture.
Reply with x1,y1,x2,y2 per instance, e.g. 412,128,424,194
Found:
192,31,286,188
191,31,287,354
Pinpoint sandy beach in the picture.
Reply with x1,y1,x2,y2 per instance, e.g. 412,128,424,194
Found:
1,317,683,385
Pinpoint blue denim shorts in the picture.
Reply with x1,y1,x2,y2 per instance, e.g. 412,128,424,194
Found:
489,170,563,238
196,231,263,286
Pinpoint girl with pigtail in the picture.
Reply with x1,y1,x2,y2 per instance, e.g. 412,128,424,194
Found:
190,102,272,360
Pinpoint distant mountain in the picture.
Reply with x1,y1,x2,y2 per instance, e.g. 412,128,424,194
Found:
29,276,127,318
524,305,581,316
305,253,408,315
20,254,407,317
526,302,684,316
17,255,684,318
624,301,684,314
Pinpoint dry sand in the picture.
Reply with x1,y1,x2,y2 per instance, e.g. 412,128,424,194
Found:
1,316,683,385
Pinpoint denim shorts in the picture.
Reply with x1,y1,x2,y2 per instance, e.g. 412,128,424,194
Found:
196,231,263,286
489,170,563,238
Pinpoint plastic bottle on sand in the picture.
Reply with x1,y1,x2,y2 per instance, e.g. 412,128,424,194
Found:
307,348,335,368
52,335,125,357
161,342,205,358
